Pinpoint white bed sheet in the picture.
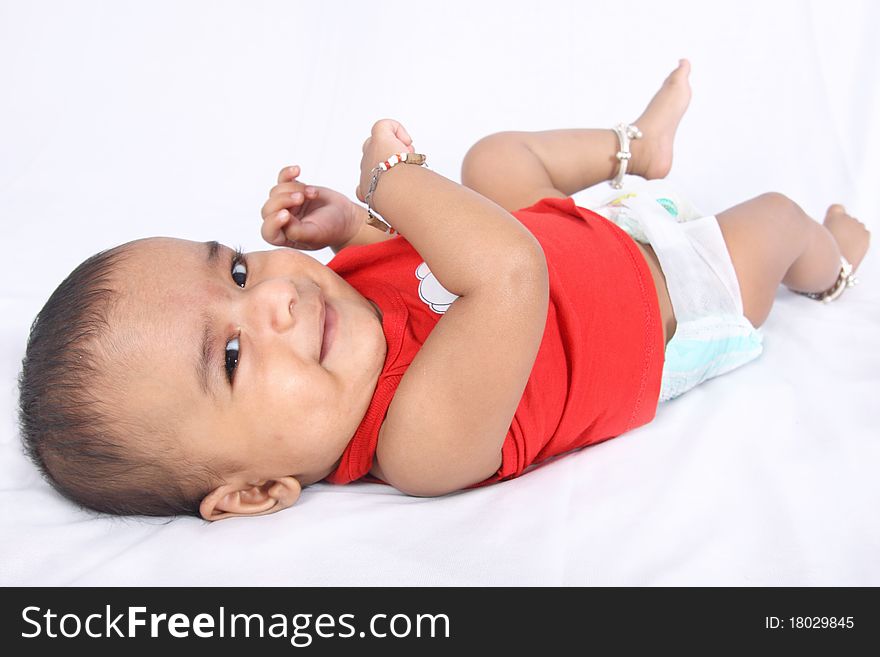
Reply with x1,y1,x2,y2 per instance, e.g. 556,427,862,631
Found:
2,0,878,586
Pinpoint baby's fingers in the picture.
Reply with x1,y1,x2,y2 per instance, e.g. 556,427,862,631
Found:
281,217,324,251
276,164,301,184
392,122,414,151
261,208,292,246
261,210,323,251
268,181,316,200
261,194,295,222
261,185,317,219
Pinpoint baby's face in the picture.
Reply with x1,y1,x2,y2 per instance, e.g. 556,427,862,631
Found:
113,237,386,489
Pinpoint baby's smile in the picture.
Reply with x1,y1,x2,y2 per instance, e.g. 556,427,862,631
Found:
320,298,338,363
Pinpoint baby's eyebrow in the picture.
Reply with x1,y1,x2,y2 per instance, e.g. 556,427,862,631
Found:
206,239,222,264
197,240,224,399
198,320,218,399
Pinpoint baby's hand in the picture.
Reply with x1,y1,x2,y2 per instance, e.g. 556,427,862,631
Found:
356,119,415,202
260,166,360,251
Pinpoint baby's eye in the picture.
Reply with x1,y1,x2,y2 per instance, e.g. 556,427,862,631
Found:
225,336,240,384
231,249,248,287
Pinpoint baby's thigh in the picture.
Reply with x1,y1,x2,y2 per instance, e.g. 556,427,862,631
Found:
715,193,806,327
461,134,566,212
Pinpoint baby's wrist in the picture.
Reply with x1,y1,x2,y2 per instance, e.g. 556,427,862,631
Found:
366,154,428,235
334,200,364,250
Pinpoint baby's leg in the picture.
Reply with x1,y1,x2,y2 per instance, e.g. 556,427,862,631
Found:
717,193,870,327
461,60,692,212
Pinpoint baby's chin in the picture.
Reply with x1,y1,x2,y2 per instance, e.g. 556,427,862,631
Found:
283,436,352,487
302,462,341,487
327,290,385,369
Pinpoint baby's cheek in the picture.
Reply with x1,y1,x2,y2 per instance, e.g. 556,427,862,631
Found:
265,365,331,415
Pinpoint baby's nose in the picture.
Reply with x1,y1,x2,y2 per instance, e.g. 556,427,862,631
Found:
253,278,299,332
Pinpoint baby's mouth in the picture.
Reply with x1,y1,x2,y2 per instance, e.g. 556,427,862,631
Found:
319,295,336,364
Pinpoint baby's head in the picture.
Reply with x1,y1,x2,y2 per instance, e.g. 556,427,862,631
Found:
18,238,386,520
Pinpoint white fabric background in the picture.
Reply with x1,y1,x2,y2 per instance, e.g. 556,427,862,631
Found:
1,0,878,585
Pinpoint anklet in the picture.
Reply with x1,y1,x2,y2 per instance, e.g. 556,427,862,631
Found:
794,256,858,303
610,123,642,189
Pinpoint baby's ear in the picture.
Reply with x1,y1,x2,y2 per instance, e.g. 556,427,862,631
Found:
199,477,302,521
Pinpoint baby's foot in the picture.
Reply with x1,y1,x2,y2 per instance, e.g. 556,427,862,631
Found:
630,59,692,180
824,204,870,271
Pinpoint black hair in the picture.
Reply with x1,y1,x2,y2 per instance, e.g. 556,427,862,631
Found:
18,244,218,517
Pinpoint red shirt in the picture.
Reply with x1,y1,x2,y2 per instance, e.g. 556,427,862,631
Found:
324,197,663,486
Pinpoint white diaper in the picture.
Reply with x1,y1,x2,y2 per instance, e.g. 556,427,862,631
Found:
591,180,764,402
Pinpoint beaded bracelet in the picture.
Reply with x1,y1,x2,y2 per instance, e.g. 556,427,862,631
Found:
365,152,427,235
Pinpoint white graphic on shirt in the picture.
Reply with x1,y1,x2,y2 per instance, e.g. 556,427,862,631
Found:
415,262,459,314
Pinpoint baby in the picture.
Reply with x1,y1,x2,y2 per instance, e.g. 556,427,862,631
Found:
18,61,870,521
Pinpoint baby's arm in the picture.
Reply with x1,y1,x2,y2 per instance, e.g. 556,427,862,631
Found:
361,121,549,496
